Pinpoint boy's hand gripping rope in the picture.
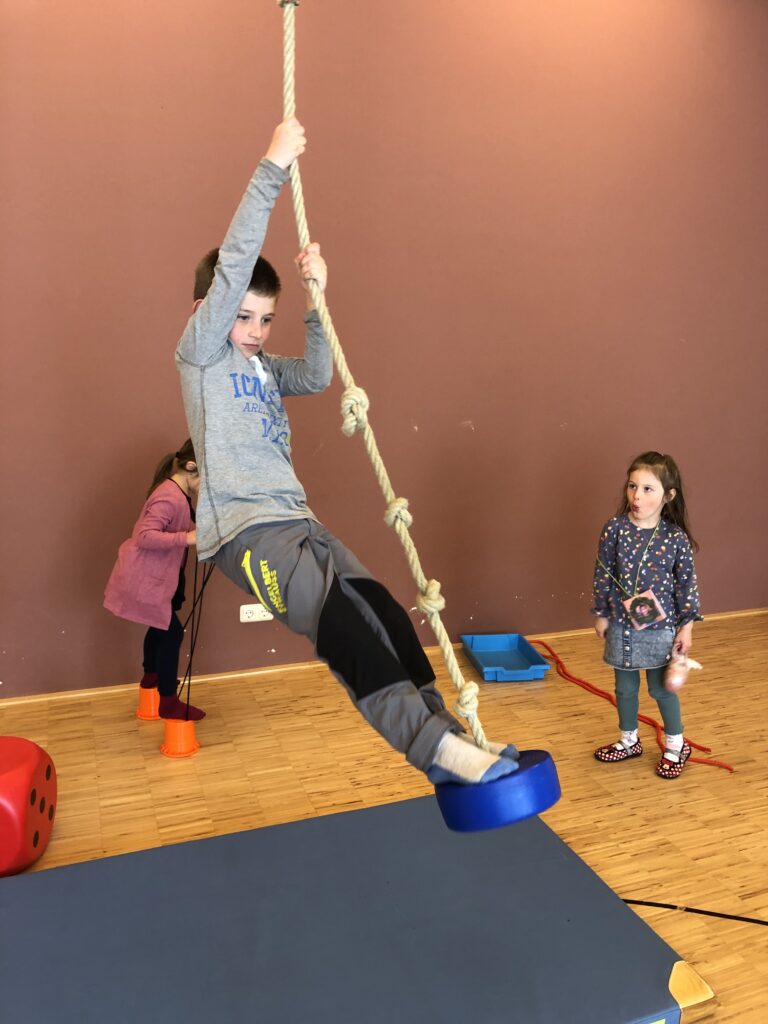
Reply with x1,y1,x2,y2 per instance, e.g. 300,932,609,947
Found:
278,0,489,750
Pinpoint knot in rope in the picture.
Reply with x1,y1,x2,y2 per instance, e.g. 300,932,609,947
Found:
416,579,445,615
453,680,481,721
340,386,370,437
384,498,413,529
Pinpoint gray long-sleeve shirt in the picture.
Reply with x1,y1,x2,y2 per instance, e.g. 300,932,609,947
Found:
176,159,332,561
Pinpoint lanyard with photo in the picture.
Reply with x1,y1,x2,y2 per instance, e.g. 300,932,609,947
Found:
597,521,667,631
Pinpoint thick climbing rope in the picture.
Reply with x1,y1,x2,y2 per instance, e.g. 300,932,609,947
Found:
278,0,489,750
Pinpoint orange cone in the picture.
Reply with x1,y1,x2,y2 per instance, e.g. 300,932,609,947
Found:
160,718,200,758
136,686,160,721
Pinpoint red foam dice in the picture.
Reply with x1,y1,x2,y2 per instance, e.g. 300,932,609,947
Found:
0,737,57,876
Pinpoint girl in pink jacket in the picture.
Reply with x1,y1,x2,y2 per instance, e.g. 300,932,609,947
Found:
104,440,205,720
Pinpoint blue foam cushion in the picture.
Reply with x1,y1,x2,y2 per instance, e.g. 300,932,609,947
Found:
434,749,561,832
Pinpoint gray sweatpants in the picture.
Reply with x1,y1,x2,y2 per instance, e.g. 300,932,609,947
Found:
213,519,461,771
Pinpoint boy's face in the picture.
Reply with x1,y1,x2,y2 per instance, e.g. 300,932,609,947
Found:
228,291,276,359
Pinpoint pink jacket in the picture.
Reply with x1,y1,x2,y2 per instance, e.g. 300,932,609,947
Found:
104,479,193,630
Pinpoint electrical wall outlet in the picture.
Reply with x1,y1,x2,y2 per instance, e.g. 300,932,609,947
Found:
240,603,274,623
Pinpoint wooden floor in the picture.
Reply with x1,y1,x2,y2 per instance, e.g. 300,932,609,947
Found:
2,611,767,1022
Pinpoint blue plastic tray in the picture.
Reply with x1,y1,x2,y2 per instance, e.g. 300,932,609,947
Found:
461,633,550,682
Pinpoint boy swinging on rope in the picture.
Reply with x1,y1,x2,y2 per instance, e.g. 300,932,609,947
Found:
176,118,519,784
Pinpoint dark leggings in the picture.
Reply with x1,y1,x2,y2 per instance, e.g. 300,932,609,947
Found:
615,667,683,734
143,613,184,696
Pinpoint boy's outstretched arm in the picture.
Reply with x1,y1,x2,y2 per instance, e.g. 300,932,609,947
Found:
176,118,306,368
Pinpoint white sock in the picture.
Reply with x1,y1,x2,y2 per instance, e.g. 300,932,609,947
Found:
665,733,684,762
457,732,519,760
613,729,638,750
427,732,517,786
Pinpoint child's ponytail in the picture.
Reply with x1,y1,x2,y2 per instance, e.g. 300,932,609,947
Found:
146,438,197,498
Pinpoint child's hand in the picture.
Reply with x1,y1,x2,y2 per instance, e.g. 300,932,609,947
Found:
673,621,693,655
186,529,197,547
594,616,609,639
295,242,327,294
265,118,306,169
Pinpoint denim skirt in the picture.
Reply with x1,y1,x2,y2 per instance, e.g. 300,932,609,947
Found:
604,621,675,670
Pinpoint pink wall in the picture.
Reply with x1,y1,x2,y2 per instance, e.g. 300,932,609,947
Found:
1,0,766,698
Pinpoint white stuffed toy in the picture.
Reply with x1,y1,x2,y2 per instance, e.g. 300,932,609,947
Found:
665,652,702,691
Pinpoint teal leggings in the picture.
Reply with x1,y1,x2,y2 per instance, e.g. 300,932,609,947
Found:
615,668,683,735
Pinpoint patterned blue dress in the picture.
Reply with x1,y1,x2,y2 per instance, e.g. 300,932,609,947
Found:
592,514,702,670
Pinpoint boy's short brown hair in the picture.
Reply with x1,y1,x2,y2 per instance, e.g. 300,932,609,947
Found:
194,248,281,301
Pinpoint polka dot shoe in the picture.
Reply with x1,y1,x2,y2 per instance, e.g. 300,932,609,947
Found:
656,740,692,779
594,738,643,763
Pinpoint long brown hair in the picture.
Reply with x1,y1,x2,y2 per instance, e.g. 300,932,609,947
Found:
147,438,196,498
617,451,699,552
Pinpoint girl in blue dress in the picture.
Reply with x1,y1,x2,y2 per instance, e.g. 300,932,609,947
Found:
592,452,701,779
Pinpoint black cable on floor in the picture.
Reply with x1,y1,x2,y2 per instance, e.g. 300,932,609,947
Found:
624,898,768,927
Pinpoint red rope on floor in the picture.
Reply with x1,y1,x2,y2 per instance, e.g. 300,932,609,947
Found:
529,639,734,773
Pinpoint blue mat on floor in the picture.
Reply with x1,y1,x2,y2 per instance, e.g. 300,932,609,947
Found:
0,797,686,1024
